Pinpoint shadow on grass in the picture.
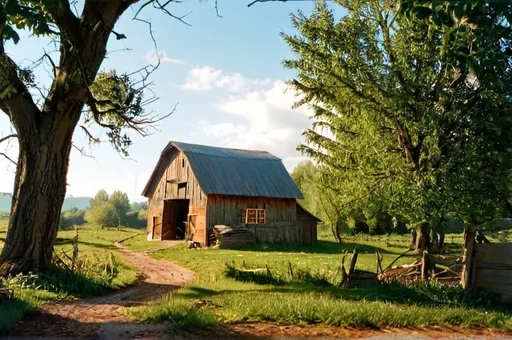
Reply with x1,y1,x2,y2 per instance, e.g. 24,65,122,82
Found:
238,240,404,255
0,298,33,336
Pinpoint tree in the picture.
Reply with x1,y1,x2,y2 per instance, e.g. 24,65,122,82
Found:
399,1,512,88
282,1,512,248
85,202,119,229
109,190,130,220
90,189,110,209
0,0,198,273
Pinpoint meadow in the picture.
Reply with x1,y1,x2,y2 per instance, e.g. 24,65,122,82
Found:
1,220,512,335
124,227,512,332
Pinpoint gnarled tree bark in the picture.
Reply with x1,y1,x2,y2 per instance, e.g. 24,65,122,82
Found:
0,0,132,273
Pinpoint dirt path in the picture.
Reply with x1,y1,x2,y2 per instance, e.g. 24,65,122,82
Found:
10,241,195,339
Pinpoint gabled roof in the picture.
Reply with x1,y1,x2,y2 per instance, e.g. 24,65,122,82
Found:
141,141,304,199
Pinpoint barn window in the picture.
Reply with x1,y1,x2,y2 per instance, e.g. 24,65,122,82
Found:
182,158,185,167
246,208,265,224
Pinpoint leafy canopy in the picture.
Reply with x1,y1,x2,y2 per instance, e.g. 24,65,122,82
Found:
283,0,512,225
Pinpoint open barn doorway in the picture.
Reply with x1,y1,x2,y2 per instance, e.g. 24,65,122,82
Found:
162,199,189,240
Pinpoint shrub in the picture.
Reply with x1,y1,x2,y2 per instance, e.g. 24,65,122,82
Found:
124,210,147,228
60,208,86,229
84,202,119,228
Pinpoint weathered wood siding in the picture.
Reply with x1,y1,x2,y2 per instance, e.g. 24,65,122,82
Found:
297,205,318,245
206,195,301,244
469,243,512,303
146,149,207,241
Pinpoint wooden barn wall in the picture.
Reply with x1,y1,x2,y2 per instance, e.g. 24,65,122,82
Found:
146,150,207,241
465,242,512,303
206,195,301,244
296,206,318,245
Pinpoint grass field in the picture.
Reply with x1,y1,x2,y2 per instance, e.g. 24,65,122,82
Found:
1,220,512,334
0,222,140,334
124,229,512,332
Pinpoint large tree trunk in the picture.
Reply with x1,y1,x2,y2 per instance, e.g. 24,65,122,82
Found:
0,112,78,273
0,1,133,273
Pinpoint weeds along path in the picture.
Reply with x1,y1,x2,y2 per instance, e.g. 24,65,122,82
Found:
10,240,195,339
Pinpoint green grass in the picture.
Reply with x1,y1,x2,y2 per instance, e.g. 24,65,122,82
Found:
0,223,141,334
126,232,512,332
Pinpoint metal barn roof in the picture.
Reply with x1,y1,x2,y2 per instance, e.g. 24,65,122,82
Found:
142,141,304,199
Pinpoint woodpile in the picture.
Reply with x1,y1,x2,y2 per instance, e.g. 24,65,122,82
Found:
341,247,463,288
212,225,256,249
377,251,462,285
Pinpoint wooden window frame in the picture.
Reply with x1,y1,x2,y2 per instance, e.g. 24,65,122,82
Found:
246,208,265,224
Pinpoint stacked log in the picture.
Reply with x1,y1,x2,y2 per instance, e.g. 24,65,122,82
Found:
213,225,256,249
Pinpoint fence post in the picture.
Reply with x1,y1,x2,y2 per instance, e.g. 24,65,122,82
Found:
461,231,475,291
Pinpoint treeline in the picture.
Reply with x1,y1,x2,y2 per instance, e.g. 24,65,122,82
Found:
292,161,466,239
59,189,147,229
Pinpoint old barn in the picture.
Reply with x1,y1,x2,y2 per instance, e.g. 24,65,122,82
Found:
141,141,320,246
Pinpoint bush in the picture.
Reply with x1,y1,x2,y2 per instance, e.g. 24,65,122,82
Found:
60,208,86,229
124,209,147,228
84,202,119,228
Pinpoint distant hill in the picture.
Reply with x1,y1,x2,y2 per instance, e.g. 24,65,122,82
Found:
0,193,91,212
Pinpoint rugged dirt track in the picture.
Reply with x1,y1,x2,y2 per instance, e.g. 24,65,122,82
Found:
10,241,195,339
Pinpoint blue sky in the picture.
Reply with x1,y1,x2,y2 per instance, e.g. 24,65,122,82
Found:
0,1,341,202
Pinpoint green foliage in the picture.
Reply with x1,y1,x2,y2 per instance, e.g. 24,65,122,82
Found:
399,0,512,88
87,70,148,156
59,208,85,229
1,0,56,45
283,1,512,227
124,210,147,228
109,190,130,219
86,189,140,227
89,189,110,209
84,202,119,228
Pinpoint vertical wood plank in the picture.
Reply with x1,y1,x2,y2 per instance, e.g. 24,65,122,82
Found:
462,231,476,290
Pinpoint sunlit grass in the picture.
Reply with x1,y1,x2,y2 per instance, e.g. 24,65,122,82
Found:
0,223,140,335
126,231,512,332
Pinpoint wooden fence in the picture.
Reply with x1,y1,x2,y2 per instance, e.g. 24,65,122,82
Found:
462,231,512,303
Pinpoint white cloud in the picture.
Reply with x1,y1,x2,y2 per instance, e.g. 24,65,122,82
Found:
183,66,223,91
182,65,271,93
198,80,313,171
144,50,184,64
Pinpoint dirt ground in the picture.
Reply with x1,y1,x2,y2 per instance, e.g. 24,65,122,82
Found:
10,241,195,339
9,241,512,339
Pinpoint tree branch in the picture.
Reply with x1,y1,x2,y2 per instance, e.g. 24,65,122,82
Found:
0,134,17,145
0,152,16,165
44,0,82,44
